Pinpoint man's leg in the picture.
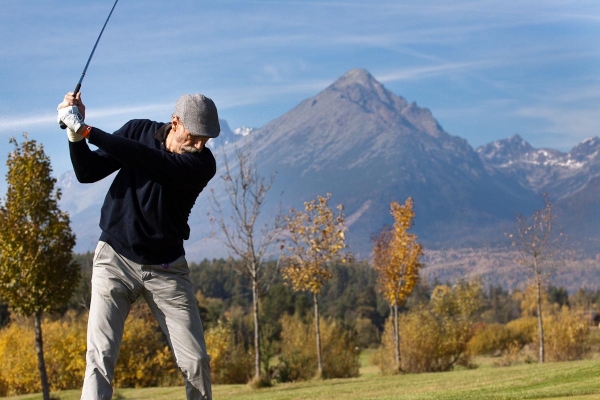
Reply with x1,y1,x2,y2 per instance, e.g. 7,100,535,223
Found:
82,242,142,400
142,256,212,400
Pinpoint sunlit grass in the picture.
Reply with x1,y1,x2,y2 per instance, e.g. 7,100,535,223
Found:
4,356,600,400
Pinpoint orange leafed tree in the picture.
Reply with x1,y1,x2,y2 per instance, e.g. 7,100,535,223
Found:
372,198,423,372
281,193,347,377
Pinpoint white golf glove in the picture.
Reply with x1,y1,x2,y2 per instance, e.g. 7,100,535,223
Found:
57,106,85,142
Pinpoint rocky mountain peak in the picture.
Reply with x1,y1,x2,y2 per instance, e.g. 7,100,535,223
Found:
332,68,379,89
477,134,534,165
505,134,533,150
322,68,408,115
570,136,600,161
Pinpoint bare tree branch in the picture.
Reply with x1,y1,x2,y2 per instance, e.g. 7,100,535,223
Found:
207,143,282,382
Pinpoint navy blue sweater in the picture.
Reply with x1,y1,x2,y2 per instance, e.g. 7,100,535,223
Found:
69,119,216,264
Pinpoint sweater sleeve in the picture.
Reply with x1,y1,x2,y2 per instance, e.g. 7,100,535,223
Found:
86,125,216,189
69,139,121,183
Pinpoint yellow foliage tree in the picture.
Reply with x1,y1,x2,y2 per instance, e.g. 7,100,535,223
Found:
371,198,423,372
281,193,347,376
0,136,79,400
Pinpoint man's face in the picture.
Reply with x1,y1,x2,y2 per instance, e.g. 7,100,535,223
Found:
167,116,210,154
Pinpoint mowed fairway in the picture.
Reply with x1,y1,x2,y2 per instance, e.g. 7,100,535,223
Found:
4,358,600,400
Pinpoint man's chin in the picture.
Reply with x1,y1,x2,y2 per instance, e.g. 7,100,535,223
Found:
181,145,200,154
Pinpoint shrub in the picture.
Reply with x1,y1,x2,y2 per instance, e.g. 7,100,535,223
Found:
354,317,380,349
543,307,590,362
42,311,87,390
0,322,39,395
400,307,474,372
0,312,88,395
0,306,186,395
468,319,538,367
204,319,253,384
467,321,535,357
321,319,360,379
468,323,512,356
275,315,317,382
275,314,360,382
471,309,590,366
371,317,405,374
506,316,537,346
374,282,483,375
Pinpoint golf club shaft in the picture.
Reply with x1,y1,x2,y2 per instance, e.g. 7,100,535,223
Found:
60,0,119,129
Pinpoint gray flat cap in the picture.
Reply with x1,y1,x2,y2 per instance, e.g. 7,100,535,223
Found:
174,94,220,138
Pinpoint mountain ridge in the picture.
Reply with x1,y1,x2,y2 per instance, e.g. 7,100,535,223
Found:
57,68,600,266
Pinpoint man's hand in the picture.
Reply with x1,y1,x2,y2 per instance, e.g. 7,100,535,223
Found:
57,92,87,142
57,106,85,142
57,92,86,120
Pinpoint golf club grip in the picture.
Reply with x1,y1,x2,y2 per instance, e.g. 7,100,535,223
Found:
59,83,82,129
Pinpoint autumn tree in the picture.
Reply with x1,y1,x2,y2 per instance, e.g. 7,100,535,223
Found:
0,135,79,400
281,193,347,377
507,194,561,363
372,198,423,372
208,145,280,384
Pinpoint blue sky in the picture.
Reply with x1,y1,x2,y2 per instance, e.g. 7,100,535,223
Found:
0,0,599,193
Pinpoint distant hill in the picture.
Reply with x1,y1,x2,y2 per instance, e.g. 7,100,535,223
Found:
57,68,600,288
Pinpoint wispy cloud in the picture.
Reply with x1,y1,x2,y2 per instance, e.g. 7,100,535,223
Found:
0,77,333,134
515,106,600,145
0,104,174,133
0,114,57,132
377,60,500,82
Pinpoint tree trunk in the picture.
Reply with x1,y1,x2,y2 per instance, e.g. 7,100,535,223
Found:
252,276,261,380
314,292,323,376
534,258,545,363
34,310,50,400
393,302,401,372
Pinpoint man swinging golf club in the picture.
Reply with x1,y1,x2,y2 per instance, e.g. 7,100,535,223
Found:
57,92,218,400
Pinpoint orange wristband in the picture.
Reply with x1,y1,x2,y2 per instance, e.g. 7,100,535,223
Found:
82,126,92,139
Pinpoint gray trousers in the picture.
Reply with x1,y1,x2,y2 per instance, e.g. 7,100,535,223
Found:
81,241,212,400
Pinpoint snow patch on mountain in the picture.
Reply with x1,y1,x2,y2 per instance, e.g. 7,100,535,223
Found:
477,135,600,198
233,126,254,136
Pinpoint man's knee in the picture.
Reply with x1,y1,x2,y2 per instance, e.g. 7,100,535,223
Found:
182,355,212,400
179,351,211,377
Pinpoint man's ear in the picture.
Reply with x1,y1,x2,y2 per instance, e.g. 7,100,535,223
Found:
171,115,180,129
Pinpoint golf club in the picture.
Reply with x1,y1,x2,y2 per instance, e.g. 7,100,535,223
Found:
59,0,120,129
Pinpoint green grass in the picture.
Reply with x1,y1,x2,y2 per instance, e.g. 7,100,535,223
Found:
4,357,600,400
